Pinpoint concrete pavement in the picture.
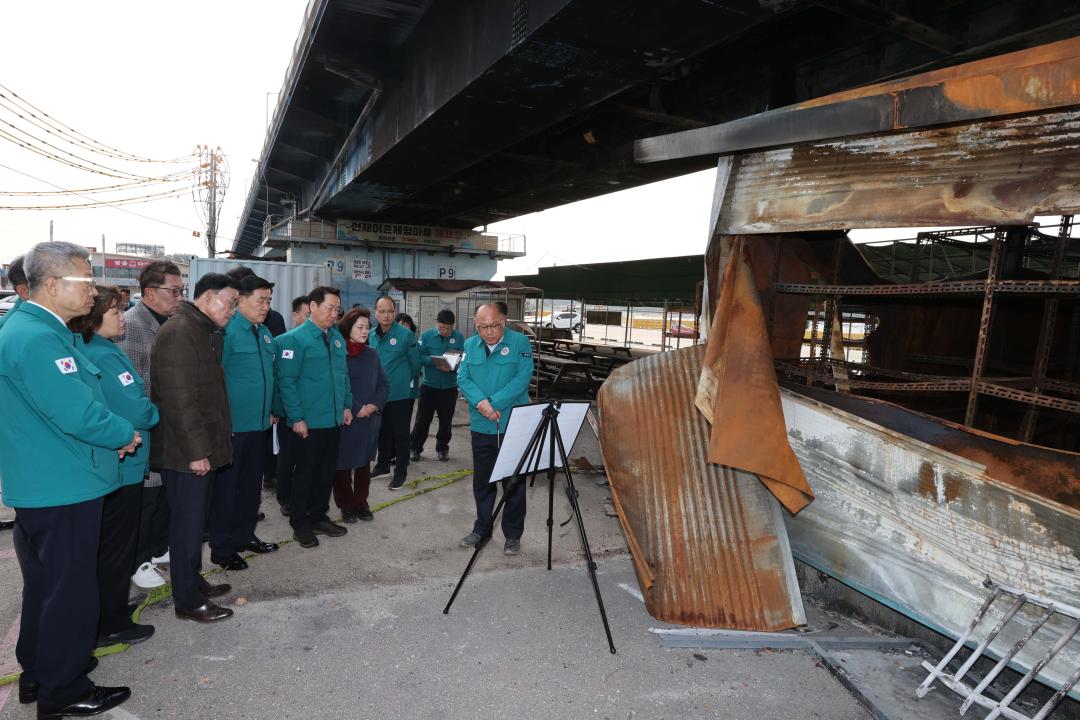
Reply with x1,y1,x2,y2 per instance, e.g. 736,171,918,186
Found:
0,400,871,719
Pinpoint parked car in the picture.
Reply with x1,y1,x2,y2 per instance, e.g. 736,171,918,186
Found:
665,323,699,339
0,293,18,318
545,310,583,333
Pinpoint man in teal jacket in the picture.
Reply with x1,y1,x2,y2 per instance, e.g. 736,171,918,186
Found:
211,275,280,570
456,303,534,556
0,241,139,718
0,254,28,332
275,286,352,548
370,296,420,490
410,308,464,462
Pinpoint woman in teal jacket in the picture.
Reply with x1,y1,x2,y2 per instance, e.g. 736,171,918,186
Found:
70,286,160,647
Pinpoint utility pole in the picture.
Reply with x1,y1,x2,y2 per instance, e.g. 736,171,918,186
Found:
101,233,107,285
207,150,218,257
193,144,229,258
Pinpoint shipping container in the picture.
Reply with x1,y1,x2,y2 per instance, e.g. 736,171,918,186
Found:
187,257,324,322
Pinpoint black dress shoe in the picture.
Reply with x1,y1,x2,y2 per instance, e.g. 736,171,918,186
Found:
236,537,278,554
437,450,449,462
341,510,359,524
20,657,99,704
37,683,130,718
312,519,347,537
410,450,421,462
357,508,374,521
371,464,391,478
175,602,234,623
197,579,232,598
211,554,248,571
294,528,319,548
96,623,154,648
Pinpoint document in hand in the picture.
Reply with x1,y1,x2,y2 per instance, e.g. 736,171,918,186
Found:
430,352,462,371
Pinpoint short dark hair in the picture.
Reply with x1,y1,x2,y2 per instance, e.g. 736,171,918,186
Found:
291,295,310,313
68,285,122,343
308,286,340,305
338,307,371,338
193,273,240,300
495,301,509,317
119,287,131,296
225,266,256,281
396,312,416,334
239,275,274,296
8,256,27,288
138,260,181,292
436,309,455,325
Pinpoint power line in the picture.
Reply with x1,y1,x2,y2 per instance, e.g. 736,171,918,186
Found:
0,84,186,164
0,160,233,243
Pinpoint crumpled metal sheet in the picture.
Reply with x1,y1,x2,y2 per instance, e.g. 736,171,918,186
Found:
598,344,806,631
696,238,814,514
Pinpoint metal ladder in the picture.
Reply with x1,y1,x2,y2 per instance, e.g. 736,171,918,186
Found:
916,581,1080,720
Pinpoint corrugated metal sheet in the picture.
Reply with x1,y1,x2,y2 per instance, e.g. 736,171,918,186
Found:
187,258,324,321
598,344,806,631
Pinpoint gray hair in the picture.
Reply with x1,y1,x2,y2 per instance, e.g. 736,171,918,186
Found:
25,241,91,292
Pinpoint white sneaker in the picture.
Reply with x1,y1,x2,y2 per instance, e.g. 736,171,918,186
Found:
131,562,166,590
150,550,170,567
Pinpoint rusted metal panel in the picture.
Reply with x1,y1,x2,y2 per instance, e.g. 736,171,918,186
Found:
598,345,806,631
780,385,1080,700
717,109,1080,234
635,36,1080,164
696,238,814,514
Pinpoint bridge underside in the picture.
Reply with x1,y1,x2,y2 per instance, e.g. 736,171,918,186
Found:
234,0,1080,254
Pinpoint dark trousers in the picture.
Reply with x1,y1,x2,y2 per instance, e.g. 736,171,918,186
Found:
290,426,339,531
276,423,298,506
97,483,142,636
410,386,457,454
210,431,266,559
161,469,213,610
333,466,371,512
14,498,102,704
262,426,276,481
471,431,526,540
377,398,412,480
135,483,169,566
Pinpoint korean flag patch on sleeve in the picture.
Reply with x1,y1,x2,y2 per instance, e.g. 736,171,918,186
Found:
118,371,135,386
281,349,295,359
55,357,77,374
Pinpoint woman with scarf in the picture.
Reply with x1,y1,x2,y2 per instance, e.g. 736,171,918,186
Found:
334,307,389,522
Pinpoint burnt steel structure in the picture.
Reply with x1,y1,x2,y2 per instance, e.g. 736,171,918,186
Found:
233,0,1080,255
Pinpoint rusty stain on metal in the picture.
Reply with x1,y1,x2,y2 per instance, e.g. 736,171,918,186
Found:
635,37,1080,165
696,238,813,514
598,345,806,631
718,109,1080,234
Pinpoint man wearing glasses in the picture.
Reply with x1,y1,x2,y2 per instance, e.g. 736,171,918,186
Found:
456,303,535,556
0,241,140,717
119,260,185,591
150,273,241,623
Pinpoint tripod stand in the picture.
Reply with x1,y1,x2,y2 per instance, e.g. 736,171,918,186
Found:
443,400,616,654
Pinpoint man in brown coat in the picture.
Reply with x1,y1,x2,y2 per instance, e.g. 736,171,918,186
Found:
151,273,240,623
